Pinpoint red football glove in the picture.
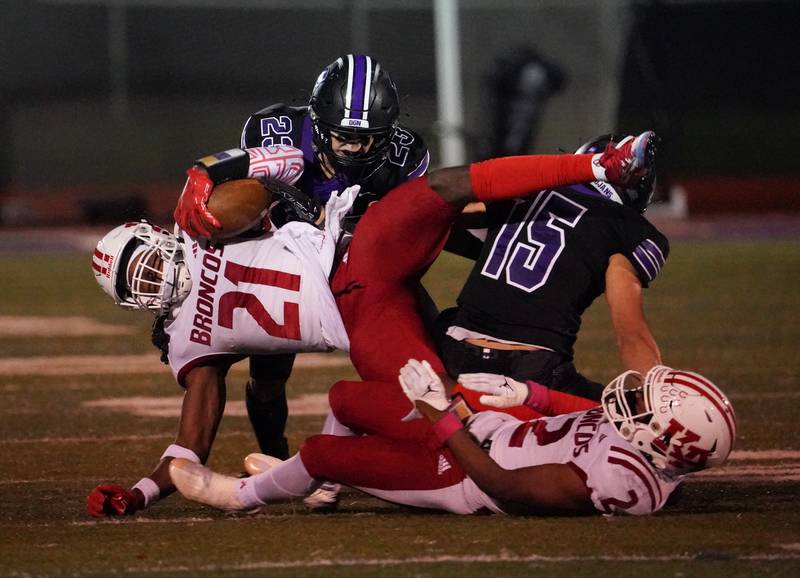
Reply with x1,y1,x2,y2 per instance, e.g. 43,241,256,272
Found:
86,483,142,518
174,166,219,238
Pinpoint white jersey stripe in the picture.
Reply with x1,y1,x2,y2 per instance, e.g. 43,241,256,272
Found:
632,252,655,281
643,238,666,265
638,246,659,272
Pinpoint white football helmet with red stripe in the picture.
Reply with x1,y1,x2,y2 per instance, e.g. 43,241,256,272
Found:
92,221,191,314
602,365,736,475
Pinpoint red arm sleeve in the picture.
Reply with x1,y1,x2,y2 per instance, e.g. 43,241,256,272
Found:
469,154,595,202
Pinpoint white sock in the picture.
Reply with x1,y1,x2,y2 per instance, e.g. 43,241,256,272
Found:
591,153,607,181
322,410,356,437
249,454,321,503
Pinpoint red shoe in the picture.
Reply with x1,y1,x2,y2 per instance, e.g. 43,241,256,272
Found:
594,131,658,187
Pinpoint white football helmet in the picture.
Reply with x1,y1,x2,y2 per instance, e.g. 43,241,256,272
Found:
92,221,191,315
602,365,736,475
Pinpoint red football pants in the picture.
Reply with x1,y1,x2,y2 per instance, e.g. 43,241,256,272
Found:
300,380,466,492
331,177,462,381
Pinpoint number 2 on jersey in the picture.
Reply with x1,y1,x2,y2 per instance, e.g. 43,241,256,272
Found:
218,261,302,340
481,191,587,292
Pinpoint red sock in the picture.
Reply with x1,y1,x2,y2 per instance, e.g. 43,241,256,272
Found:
469,154,595,202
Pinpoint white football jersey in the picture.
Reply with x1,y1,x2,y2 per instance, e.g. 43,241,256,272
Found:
465,407,683,515
166,187,358,384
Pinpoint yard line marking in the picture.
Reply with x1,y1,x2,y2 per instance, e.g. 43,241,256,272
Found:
0,316,137,337
729,391,800,400
0,430,252,445
81,394,330,417
730,450,800,460
34,552,799,575
694,463,800,482
0,353,352,376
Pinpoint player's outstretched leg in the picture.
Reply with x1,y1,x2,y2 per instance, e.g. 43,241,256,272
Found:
243,453,284,476
170,459,256,511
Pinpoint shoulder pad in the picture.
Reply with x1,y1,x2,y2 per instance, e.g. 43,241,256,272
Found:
251,103,309,118
240,104,310,149
387,124,430,175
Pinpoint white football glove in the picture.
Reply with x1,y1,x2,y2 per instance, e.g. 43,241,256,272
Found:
398,359,449,421
457,373,529,408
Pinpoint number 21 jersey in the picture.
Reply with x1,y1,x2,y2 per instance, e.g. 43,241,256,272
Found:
165,222,349,385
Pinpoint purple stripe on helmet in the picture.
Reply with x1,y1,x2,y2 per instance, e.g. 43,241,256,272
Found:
349,55,367,118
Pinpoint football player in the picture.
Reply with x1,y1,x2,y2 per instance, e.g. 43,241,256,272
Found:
86,132,656,517
169,361,736,517
173,55,429,473
437,134,668,420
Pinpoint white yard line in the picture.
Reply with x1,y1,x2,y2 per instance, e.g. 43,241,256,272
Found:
730,450,800,460
13,552,795,576
0,352,351,376
0,316,136,337
82,393,330,417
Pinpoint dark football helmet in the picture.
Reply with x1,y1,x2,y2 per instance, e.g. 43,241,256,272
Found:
576,133,657,213
309,54,399,171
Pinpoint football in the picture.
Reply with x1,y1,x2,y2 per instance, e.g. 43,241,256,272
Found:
203,178,272,239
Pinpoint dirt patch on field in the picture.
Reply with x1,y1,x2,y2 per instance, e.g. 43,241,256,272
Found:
0,316,135,337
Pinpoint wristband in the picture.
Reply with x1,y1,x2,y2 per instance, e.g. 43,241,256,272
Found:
160,444,201,464
431,412,464,447
447,396,474,421
195,148,250,184
523,381,552,413
132,477,160,508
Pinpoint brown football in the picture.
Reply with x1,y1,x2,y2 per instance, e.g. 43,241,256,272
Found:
203,179,272,239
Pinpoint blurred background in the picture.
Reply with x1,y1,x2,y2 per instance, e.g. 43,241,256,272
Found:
0,0,798,228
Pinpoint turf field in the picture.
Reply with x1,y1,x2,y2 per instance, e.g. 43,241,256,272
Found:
0,236,798,577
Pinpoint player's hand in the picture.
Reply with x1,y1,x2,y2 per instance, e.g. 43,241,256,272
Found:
174,166,219,238
457,373,529,408
399,359,449,421
86,483,142,518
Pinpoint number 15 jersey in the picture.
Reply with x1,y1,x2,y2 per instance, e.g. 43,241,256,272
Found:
454,185,669,357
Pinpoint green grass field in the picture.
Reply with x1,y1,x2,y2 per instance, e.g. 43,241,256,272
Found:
0,240,799,577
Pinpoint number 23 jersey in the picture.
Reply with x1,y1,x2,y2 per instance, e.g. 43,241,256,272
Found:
165,223,349,385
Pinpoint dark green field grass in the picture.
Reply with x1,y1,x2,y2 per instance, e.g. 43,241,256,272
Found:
0,240,799,577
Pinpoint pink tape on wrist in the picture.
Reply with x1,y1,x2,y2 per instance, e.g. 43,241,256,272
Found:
524,381,552,414
431,412,464,447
